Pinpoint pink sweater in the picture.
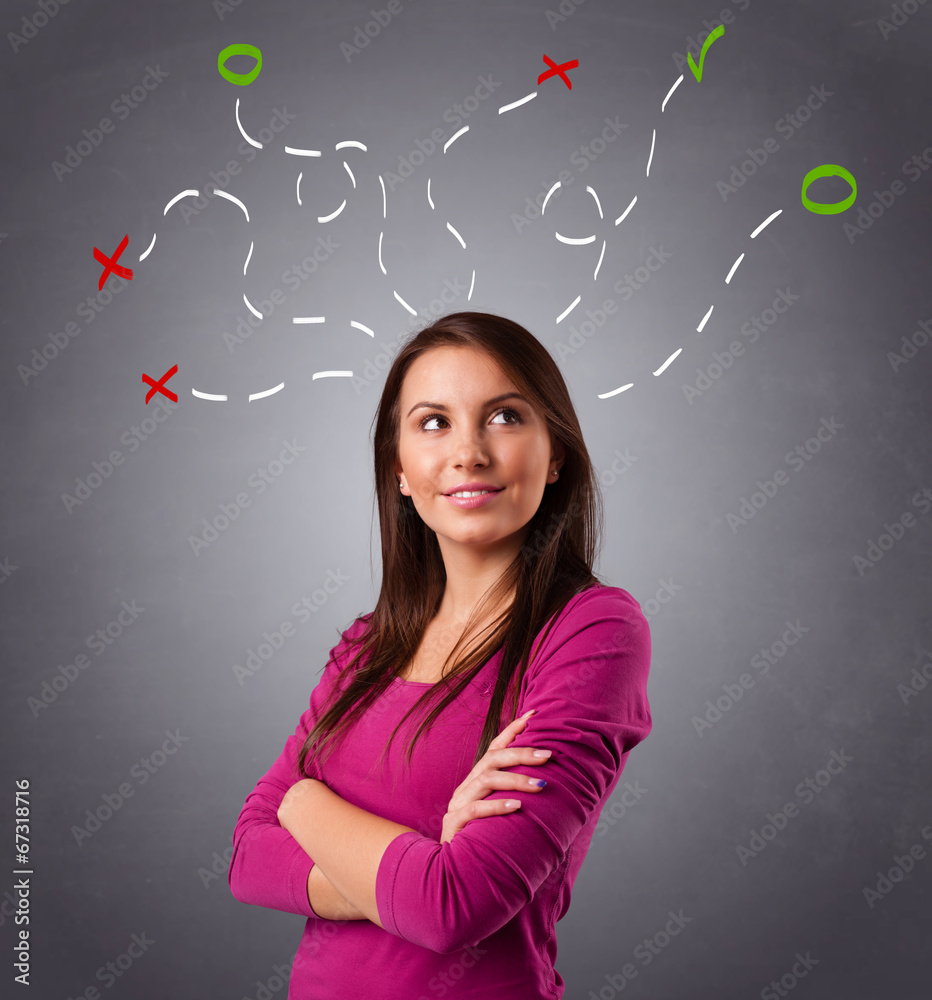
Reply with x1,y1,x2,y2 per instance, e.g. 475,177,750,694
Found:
229,583,652,999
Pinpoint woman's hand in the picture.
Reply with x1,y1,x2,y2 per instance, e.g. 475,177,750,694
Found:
440,710,550,845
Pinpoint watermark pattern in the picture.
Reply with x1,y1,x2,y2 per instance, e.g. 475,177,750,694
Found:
60,398,181,514
672,0,751,73
0,557,18,587
340,1,409,63
26,599,145,718
641,577,684,640
521,502,584,567
888,318,932,373
8,0,74,54
521,450,638,568
896,652,932,705
383,76,503,191
566,626,627,693
350,274,472,394
585,908,692,998
0,887,27,930
553,248,673,362
682,288,800,404
51,65,170,181
416,944,490,998
877,0,929,39
14,10,926,994
223,236,341,354
545,0,588,30
842,147,932,244
213,0,247,20
851,488,932,575
197,833,235,889
612,245,673,301
17,274,132,387
178,107,298,225
552,300,619,361
232,568,351,684
553,244,673,361
594,779,648,837
759,951,819,999
861,824,932,908
640,577,681,622
596,448,638,489
240,956,296,999
296,915,352,962
725,416,844,533
64,932,156,994
692,619,809,736
716,85,834,202
510,117,628,235
735,749,854,866
71,729,189,846
188,440,309,556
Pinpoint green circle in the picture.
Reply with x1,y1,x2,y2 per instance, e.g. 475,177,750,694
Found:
800,163,857,215
217,43,263,86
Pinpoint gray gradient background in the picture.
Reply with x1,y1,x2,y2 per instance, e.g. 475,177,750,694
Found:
2,0,931,997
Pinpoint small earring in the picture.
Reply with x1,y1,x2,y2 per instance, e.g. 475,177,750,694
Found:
552,469,559,479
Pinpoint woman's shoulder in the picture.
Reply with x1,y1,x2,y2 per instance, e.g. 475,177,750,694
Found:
530,583,651,679
559,582,648,626
341,611,374,640
322,612,375,675
542,583,651,656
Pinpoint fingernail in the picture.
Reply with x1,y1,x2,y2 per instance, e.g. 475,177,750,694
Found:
522,710,535,719
532,749,551,758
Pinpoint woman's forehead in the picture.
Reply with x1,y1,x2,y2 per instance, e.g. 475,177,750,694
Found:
402,347,511,391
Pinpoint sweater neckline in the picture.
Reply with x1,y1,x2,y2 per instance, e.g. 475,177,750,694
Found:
392,647,503,688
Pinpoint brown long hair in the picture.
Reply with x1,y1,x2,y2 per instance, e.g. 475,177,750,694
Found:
295,312,607,786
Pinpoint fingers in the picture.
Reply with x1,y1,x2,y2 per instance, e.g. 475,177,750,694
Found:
494,747,551,768
459,747,550,788
462,798,524,823
449,766,547,811
474,769,547,794
460,746,550,790
442,797,523,841
442,710,547,841
488,709,535,751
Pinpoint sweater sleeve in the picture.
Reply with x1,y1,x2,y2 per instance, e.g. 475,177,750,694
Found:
374,587,652,954
227,617,367,917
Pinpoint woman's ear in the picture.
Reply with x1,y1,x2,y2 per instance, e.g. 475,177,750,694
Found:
551,440,566,474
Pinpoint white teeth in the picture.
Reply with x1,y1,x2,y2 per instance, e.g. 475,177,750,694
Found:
450,490,492,498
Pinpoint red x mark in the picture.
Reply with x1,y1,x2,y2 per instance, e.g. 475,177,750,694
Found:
538,54,579,89
142,364,179,404
93,234,134,290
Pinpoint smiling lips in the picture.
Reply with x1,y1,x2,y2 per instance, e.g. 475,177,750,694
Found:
443,481,504,496
443,486,504,509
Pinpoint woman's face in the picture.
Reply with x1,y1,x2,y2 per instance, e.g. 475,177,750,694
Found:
394,346,564,554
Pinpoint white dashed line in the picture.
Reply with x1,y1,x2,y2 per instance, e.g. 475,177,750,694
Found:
235,98,262,149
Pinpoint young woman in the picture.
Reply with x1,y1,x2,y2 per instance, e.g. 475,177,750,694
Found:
228,311,653,999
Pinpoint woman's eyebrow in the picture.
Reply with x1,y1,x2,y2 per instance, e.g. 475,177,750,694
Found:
405,393,530,419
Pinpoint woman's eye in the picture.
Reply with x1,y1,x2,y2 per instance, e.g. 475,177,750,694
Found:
418,408,521,431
